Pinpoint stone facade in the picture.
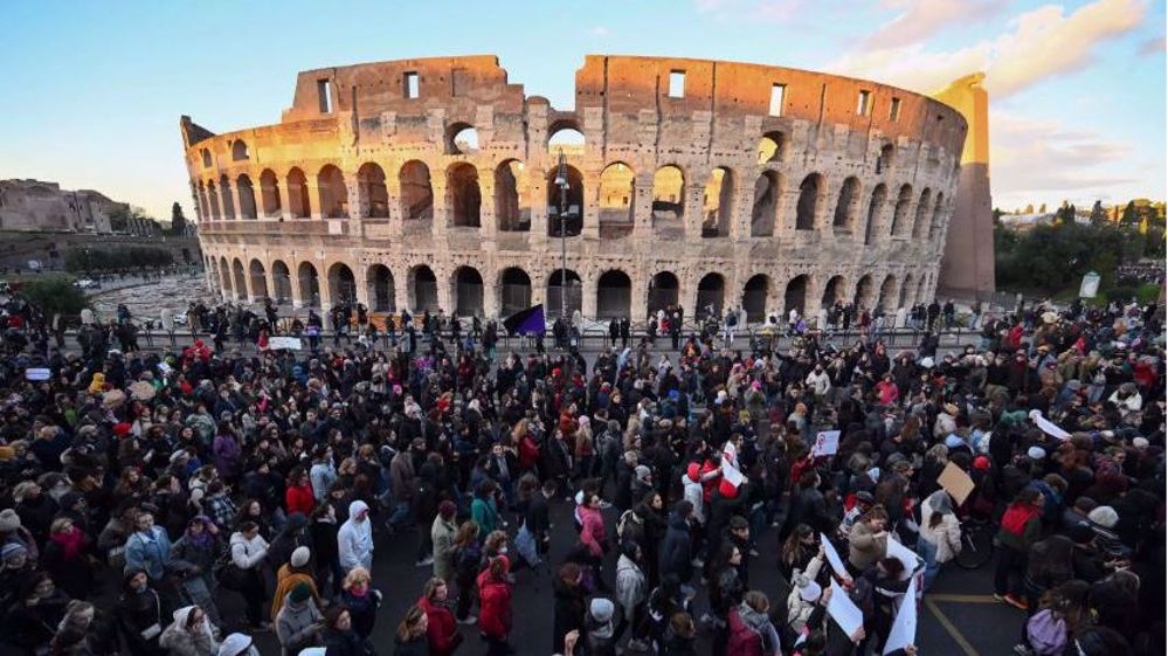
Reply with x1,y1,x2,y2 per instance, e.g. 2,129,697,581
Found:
0,179,118,234
182,55,968,322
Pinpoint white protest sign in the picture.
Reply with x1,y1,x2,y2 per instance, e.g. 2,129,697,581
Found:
885,536,921,580
24,368,51,381
883,577,918,655
828,579,864,638
820,533,849,579
269,336,303,351
1029,410,1071,440
811,430,841,457
721,461,745,488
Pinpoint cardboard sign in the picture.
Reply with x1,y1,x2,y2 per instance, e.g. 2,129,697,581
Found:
883,576,918,655
937,461,975,506
811,430,841,457
269,336,302,351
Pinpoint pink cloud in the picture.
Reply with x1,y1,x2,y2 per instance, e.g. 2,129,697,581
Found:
864,0,1007,50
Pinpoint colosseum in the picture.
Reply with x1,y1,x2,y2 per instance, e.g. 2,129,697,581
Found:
181,54,971,325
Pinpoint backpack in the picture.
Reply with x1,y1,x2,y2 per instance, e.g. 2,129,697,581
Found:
1026,609,1067,656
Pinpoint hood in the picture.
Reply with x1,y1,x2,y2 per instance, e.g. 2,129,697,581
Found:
172,605,196,628
737,602,770,633
348,500,369,520
668,512,689,530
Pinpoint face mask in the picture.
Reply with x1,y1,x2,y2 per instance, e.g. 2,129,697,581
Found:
499,547,509,555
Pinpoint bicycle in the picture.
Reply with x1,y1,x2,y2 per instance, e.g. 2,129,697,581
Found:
954,516,996,569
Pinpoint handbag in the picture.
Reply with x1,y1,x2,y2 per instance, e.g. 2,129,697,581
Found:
214,554,246,591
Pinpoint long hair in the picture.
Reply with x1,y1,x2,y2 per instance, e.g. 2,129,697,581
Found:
395,605,426,641
453,521,479,548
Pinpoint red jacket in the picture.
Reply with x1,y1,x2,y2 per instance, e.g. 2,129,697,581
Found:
726,606,764,656
285,483,315,516
477,570,512,639
419,595,459,656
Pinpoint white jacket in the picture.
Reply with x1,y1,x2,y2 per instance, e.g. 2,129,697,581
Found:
682,474,705,525
919,499,962,563
337,500,373,573
805,370,830,397
230,532,269,570
614,554,647,623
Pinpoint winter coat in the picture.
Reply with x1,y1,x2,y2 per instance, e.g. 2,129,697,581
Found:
726,605,765,656
275,597,323,656
552,577,587,654
431,515,457,581
159,606,219,656
660,512,693,583
418,595,459,656
615,554,647,623
270,564,321,622
477,570,512,639
919,502,962,564
337,500,374,573
229,531,269,571
579,505,607,557
847,520,887,572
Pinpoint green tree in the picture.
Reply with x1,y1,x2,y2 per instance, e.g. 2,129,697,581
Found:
107,206,130,233
21,277,90,317
993,207,1005,225
1090,200,1107,225
1025,203,1035,214
170,202,187,236
1122,201,1138,226
1040,203,1048,214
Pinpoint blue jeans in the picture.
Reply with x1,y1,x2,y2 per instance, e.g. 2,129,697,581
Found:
385,499,411,529
916,537,940,592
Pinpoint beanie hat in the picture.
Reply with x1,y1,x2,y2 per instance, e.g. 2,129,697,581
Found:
0,509,21,533
1,543,27,561
972,455,992,471
634,465,652,483
290,546,311,568
1027,446,1046,461
686,462,701,483
799,580,823,603
1088,506,1119,529
113,423,132,438
944,434,965,449
289,582,312,603
590,597,615,623
1133,437,1150,449
217,633,254,656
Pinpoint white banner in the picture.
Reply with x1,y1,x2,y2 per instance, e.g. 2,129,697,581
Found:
883,577,918,655
269,336,303,351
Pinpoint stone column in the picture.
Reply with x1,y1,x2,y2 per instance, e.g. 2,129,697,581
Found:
806,275,826,316
347,173,367,219
632,178,654,240
436,267,453,315
631,271,649,324
529,176,549,250
394,271,410,314
684,183,706,243
479,175,497,240
581,272,597,321
316,260,332,311
431,177,449,239
277,180,294,221
227,180,243,221
483,279,500,319
386,174,404,238
289,267,304,309
682,275,699,320
582,169,600,240
308,178,325,221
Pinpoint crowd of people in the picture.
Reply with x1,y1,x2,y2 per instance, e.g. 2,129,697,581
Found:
0,283,1162,656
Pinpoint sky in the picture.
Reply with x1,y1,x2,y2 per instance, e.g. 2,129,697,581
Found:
0,0,1163,222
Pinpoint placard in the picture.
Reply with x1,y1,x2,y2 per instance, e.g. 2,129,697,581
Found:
269,336,302,351
885,536,921,580
828,579,864,638
1029,410,1071,440
820,533,849,579
25,368,51,381
811,430,841,457
883,576,918,655
936,461,975,506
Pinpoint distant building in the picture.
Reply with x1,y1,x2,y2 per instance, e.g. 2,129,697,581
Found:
0,179,121,234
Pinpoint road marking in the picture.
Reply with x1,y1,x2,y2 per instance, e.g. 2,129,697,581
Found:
926,593,1000,604
925,597,980,656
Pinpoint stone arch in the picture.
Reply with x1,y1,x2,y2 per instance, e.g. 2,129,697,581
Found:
879,143,896,173
833,176,861,230
751,171,782,237
327,262,356,305
878,275,898,311
785,275,809,316
452,266,484,317
231,258,246,300
912,188,932,239
822,275,845,308
757,131,788,164
446,123,479,155
357,163,389,218
287,168,310,219
298,262,320,308
890,184,913,236
367,264,395,312
648,271,680,317
547,122,585,148
702,166,734,238
596,269,632,319
743,274,769,323
217,256,231,296
317,165,348,218
219,174,236,220
652,165,686,222
201,148,212,168
546,164,583,237
598,162,635,227
272,260,292,303
546,268,582,318
446,163,482,228
696,273,726,318
854,274,874,308
197,181,210,222
248,259,268,300
495,159,529,232
236,174,257,219
916,276,928,305
864,183,887,245
259,170,281,218
795,173,824,231
499,267,532,317
400,161,434,221
928,192,945,241
899,273,914,308
409,265,439,312
207,181,222,221
231,140,249,161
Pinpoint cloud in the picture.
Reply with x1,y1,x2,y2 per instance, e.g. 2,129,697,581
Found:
1139,35,1165,55
863,0,1007,50
830,0,1147,99
692,0,806,23
586,26,610,37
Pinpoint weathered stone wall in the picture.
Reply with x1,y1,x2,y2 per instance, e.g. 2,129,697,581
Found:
182,55,968,321
0,180,118,234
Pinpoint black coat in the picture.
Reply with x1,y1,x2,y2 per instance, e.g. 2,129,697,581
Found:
552,577,587,653
659,512,693,583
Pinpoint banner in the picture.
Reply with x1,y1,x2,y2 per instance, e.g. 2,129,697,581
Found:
503,304,547,336
811,430,841,457
883,577,918,655
1029,410,1071,440
820,533,849,579
269,336,303,351
828,579,864,638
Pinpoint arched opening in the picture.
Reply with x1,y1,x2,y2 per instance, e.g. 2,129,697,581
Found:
317,165,348,218
298,262,320,308
916,277,927,305
327,263,355,306
912,188,932,238
652,165,685,222
596,270,632,320
879,275,898,311
546,269,582,319
447,163,482,228
259,170,281,218
499,267,532,317
546,164,583,238
367,265,395,312
495,160,529,232
218,257,231,296
548,125,585,149
207,181,222,221
446,124,479,155
751,171,781,237
400,161,434,221
598,162,635,237
795,173,823,231
357,163,389,218
197,182,210,222
648,272,680,317
757,132,787,164
864,184,887,245
702,167,734,238
410,266,439,312
249,260,268,300
899,275,914,309
928,193,945,241
453,267,484,317
236,175,257,219
231,259,247,300
833,176,861,230
890,184,912,236
272,261,292,304
879,143,896,173
696,273,725,318
219,175,236,220
854,275,874,308
232,140,249,161
287,168,310,219
785,275,809,316
201,149,212,168
743,274,769,323
822,275,845,308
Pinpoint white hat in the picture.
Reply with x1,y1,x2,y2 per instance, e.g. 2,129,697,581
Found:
920,357,935,369
590,597,615,623
1088,506,1119,529
291,546,311,568
1027,446,1046,461
799,581,823,603
1133,437,1149,449
218,633,254,656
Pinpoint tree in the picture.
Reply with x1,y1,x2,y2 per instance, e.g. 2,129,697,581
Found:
21,277,90,317
1025,203,1035,214
1090,200,1107,225
170,202,187,236
107,206,130,233
993,207,1005,225
1122,201,1138,226
1039,203,1048,214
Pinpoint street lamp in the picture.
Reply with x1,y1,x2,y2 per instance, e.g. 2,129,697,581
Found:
555,150,570,319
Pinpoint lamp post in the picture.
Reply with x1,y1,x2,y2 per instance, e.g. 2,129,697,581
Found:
554,150,570,319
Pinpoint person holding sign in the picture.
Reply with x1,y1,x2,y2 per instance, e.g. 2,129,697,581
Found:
846,505,889,576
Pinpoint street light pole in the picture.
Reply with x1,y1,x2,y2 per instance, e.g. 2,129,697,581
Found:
555,150,569,320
